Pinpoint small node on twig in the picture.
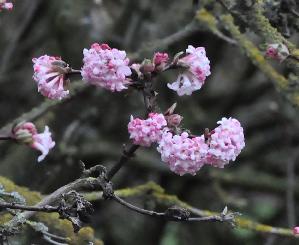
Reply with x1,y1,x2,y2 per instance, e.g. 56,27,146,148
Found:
98,174,114,200
80,161,107,178
79,160,86,173
58,191,94,233
164,205,191,221
220,206,241,228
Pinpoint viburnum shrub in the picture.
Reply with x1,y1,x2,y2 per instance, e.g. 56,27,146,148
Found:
0,40,246,172
4,4,299,240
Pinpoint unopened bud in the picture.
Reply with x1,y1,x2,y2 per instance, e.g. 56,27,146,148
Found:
293,227,299,235
164,103,177,116
153,52,169,71
265,43,289,62
140,59,155,73
167,114,183,127
12,122,37,144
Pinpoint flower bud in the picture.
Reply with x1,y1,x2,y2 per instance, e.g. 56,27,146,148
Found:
293,227,299,235
166,114,183,127
12,122,37,144
140,59,155,73
130,63,143,78
153,52,169,71
12,122,55,162
153,52,169,66
265,43,289,62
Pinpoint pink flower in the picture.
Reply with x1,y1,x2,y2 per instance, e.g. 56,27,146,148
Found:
293,227,299,235
153,52,169,66
128,113,167,147
81,43,132,92
265,46,279,59
131,63,142,77
168,45,211,96
265,43,289,62
12,122,55,162
0,1,13,11
31,126,55,162
32,55,70,100
205,117,245,168
157,131,209,176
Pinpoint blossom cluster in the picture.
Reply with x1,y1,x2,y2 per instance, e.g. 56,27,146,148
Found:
205,117,245,168
157,131,208,175
12,122,55,162
81,43,132,92
167,45,211,96
28,43,245,174
32,55,70,100
0,0,13,11
32,44,211,99
128,114,245,175
128,113,167,147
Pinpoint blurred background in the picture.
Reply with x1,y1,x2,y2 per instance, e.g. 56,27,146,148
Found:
0,0,299,244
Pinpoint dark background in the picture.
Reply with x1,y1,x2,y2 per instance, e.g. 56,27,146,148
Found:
0,0,299,244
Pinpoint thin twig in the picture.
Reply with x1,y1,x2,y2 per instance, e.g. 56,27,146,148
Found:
3,177,101,228
0,201,58,213
43,231,69,242
68,69,82,75
286,152,297,227
0,136,11,141
112,194,232,223
130,21,201,60
42,235,68,245
106,144,140,181
0,0,42,79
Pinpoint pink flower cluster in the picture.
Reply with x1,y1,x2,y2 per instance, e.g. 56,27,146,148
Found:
12,122,55,162
127,113,244,176
205,117,245,168
168,45,211,96
0,0,13,11
157,132,208,175
157,117,245,175
128,113,167,147
81,43,132,92
32,55,70,100
32,44,212,100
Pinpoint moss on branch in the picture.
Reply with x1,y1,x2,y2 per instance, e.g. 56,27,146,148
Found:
84,181,295,238
0,176,103,245
219,14,299,107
